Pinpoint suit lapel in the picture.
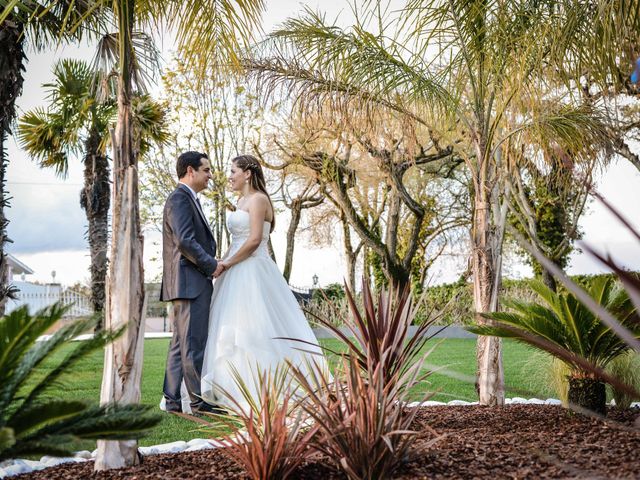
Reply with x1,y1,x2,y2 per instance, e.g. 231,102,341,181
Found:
177,184,214,240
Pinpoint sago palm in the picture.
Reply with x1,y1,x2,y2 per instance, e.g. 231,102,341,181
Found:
17,58,168,323
0,303,160,461
468,277,640,415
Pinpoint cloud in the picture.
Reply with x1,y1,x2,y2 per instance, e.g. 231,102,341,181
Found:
6,178,89,254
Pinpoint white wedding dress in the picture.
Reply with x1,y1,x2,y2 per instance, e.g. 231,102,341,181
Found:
199,209,326,413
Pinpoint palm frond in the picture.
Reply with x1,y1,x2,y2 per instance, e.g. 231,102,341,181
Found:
92,30,160,94
0,305,160,461
471,276,640,376
8,400,87,437
16,321,124,414
17,109,72,177
1,0,110,49
131,94,169,156
3,404,157,460
246,8,452,128
132,0,264,79
0,305,70,410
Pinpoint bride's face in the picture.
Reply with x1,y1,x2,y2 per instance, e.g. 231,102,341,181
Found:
229,162,250,192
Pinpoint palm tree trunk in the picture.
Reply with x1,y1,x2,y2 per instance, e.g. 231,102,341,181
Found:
95,1,145,469
567,377,606,415
541,268,557,293
80,130,110,323
472,152,505,406
0,19,26,312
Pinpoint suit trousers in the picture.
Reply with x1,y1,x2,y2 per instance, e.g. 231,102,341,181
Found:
162,282,213,410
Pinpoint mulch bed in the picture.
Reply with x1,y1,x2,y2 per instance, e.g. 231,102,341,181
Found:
15,405,640,479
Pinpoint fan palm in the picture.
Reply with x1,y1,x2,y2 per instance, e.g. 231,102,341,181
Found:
0,304,159,461
17,58,168,323
0,1,105,314
468,277,640,415
244,0,635,405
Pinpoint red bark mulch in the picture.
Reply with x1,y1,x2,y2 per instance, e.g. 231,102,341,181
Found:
15,405,640,479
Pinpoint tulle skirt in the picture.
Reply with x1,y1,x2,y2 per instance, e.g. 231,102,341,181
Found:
200,253,327,413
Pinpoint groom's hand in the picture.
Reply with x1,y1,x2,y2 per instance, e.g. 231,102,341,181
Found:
212,262,226,278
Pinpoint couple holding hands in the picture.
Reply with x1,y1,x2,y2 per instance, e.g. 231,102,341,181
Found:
160,152,323,414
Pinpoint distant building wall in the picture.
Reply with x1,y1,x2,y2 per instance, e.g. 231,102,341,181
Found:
6,281,92,317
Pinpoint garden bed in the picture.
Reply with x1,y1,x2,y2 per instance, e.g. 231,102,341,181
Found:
15,405,640,479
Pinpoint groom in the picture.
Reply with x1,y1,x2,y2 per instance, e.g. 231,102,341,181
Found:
160,151,225,414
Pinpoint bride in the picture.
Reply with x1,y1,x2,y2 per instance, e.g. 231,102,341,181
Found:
199,154,326,413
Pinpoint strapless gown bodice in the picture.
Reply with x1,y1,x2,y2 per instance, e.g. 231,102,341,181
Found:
226,210,271,258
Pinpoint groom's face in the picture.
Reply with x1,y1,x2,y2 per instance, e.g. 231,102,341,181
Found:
190,157,212,192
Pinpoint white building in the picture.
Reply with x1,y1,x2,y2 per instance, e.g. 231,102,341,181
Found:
4,254,91,316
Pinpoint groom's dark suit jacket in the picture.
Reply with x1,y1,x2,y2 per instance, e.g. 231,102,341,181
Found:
160,183,217,301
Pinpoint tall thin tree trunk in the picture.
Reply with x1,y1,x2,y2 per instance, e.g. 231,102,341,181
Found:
341,213,356,294
0,20,26,312
80,131,110,323
95,2,145,469
541,268,557,292
283,199,302,283
472,160,505,406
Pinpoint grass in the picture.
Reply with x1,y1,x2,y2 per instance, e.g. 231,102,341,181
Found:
32,337,554,447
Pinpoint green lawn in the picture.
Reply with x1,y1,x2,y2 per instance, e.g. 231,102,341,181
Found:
34,337,555,447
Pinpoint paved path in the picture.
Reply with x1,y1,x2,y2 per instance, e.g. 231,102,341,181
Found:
145,317,476,339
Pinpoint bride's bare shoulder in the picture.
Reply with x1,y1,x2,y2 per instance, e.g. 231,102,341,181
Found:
247,192,270,209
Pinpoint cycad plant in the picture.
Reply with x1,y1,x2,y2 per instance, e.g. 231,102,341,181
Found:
469,278,640,415
0,304,159,461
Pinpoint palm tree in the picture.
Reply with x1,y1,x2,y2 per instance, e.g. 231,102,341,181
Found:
76,0,264,470
4,0,265,468
17,58,168,325
469,277,639,415
0,303,160,460
0,1,104,315
244,0,636,405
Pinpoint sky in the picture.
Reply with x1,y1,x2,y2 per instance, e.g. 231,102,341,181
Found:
6,0,640,288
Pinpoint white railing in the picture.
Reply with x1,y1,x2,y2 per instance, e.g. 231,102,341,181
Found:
7,286,93,317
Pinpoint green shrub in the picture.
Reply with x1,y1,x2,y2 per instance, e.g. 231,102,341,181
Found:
0,304,160,461
607,351,640,409
420,272,637,325
311,283,346,303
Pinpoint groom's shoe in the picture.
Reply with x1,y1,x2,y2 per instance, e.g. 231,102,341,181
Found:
164,404,182,414
192,402,227,416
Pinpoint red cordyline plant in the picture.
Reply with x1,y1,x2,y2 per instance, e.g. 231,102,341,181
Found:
290,351,440,480
286,279,443,480
301,279,445,388
213,365,318,480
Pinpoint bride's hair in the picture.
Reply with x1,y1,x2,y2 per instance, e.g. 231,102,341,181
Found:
232,154,275,232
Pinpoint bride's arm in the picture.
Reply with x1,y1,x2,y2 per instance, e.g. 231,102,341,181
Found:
221,196,269,268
